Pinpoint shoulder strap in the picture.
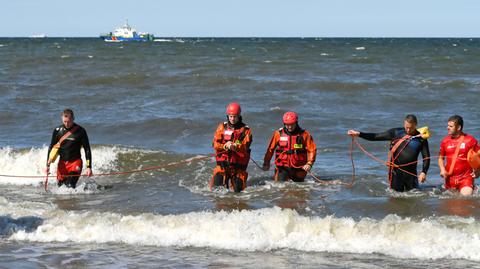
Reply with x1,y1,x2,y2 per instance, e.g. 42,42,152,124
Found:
57,126,79,146
448,135,465,176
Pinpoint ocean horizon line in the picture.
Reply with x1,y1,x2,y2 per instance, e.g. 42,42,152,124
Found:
1,36,480,39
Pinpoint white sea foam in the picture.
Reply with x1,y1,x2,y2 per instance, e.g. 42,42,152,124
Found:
0,196,56,217
0,146,130,186
355,47,366,50
154,39,172,42
47,180,105,195
7,207,480,261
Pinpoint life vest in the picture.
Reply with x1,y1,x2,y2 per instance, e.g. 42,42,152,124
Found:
215,122,250,170
275,128,308,168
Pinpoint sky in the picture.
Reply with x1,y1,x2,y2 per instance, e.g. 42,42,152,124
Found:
1,0,479,37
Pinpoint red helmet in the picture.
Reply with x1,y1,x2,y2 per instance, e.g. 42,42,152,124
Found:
283,111,298,124
226,102,241,115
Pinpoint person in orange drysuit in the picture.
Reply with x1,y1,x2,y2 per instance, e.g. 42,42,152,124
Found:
262,111,316,182
210,102,252,192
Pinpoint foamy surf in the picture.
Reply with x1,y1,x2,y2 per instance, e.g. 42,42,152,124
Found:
6,207,480,261
0,145,141,186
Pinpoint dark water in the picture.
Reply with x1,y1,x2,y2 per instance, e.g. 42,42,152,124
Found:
1,38,480,268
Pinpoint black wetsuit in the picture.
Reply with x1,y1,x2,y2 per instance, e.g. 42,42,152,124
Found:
47,123,92,188
359,127,430,192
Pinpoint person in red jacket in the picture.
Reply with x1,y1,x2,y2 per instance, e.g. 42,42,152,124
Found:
262,111,317,182
210,103,252,192
439,115,480,196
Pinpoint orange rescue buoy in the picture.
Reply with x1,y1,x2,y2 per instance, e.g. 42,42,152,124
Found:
467,149,480,170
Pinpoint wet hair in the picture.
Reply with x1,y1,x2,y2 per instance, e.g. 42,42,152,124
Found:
448,115,463,131
404,114,418,125
62,108,75,120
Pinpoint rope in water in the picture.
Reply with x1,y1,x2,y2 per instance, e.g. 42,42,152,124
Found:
249,151,349,186
0,155,214,179
1,155,214,191
2,137,457,191
349,136,467,186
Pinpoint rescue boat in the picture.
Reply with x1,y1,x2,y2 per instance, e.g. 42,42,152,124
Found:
100,20,154,42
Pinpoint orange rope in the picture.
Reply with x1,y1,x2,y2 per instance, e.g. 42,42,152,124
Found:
256,151,347,186
352,137,467,168
352,137,421,178
351,136,461,181
0,155,214,180
44,174,49,192
1,139,460,191
347,136,355,188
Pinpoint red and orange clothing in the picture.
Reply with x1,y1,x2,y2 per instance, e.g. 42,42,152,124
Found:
264,127,316,181
211,121,252,191
440,133,480,190
57,159,83,181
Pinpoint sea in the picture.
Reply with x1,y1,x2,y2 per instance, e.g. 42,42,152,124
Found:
1,38,480,268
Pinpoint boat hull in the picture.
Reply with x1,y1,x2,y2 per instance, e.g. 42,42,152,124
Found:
100,35,154,42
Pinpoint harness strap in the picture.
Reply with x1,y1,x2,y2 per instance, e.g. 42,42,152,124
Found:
276,149,307,154
58,126,80,146
388,135,411,165
447,135,465,176
387,134,411,186
216,161,248,170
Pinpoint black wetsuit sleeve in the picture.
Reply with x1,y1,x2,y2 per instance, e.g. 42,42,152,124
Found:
358,128,396,141
81,128,92,168
421,139,430,174
46,128,59,163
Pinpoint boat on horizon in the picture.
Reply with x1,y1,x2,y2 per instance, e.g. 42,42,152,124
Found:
30,34,47,38
100,20,154,42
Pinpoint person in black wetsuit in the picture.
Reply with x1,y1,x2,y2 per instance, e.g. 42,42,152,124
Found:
46,109,93,188
348,114,430,192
